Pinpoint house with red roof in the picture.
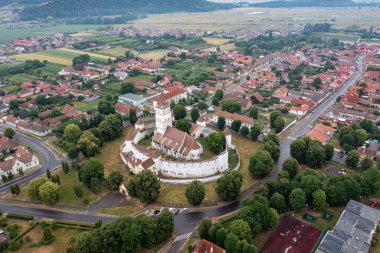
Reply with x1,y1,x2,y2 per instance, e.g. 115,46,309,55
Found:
0,146,40,179
193,240,225,253
290,104,309,116
307,123,335,144
153,88,187,108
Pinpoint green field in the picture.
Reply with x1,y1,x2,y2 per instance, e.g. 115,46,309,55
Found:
13,49,110,66
0,24,107,43
3,62,64,84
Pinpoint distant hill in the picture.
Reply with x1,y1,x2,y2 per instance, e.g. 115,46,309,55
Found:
17,0,231,21
250,0,374,7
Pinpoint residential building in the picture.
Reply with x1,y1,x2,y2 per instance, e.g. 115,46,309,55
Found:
307,123,335,144
212,111,256,129
0,147,40,179
193,240,225,253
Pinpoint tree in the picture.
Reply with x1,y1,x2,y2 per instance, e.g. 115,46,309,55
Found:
231,120,242,133
206,132,226,155
289,188,306,212
28,178,48,200
91,177,100,194
129,109,138,124
215,170,243,201
306,142,325,168
224,233,240,253
107,170,123,190
221,99,241,113
270,110,282,129
228,219,252,241
198,101,208,111
176,119,191,132
127,170,160,204
74,185,83,198
360,119,375,133
198,218,212,240
214,89,224,101
360,156,373,170
136,214,156,248
290,137,308,163
120,83,136,94
325,143,334,161
362,168,380,195
42,226,52,241
77,131,101,157
217,116,226,130
10,184,20,196
264,133,280,145
98,100,115,115
52,175,60,185
185,180,205,206
62,162,70,174
46,169,51,179
240,126,249,136
267,208,280,229
274,117,285,133
216,227,228,248
312,190,326,212
79,158,104,188
191,108,200,122
73,54,90,66
64,124,82,144
173,104,187,120
270,192,287,213
154,209,174,243
249,150,274,178
39,181,60,205
264,140,280,161
4,128,15,139
249,106,259,120
208,222,222,243
326,176,361,206
250,124,261,141
346,150,360,168
99,114,123,141
282,157,299,179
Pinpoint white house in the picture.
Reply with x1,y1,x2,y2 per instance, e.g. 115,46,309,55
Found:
0,147,40,180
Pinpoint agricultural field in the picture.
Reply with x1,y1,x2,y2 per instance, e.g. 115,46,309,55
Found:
130,7,380,31
1,62,64,84
203,37,231,45
12,49,113,66
98,47,174,60
0,23,106,43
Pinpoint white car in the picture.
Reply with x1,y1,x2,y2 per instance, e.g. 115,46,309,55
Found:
0,229,3,234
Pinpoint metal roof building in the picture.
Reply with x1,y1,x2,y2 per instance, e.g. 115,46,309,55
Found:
316,200,380,253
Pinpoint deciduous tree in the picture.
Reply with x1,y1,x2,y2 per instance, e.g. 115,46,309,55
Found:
127,170,160,204
215,170,243,201
185,180,205,206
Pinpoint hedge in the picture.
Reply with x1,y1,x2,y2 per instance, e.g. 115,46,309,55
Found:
6,213,34,220
54,220,94,229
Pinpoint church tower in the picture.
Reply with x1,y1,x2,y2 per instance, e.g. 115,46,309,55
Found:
155,94,172,135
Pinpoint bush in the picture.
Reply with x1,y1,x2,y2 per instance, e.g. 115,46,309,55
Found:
8,240,22,251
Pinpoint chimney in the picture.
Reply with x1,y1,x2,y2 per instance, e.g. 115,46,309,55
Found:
211,246,213,253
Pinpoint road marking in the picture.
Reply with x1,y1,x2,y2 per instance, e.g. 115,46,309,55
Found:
286,137,296,140
174,232,193,242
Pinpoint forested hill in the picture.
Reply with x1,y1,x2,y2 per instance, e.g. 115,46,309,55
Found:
18,0,231,20
250,0,362,7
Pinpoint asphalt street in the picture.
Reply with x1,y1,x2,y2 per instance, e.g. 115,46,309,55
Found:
0,125,61,193
0,55,364,252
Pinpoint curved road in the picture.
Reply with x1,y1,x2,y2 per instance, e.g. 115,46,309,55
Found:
0,125,61,193
0,55,364,252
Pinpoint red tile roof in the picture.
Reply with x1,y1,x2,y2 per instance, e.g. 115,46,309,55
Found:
193,240,225,253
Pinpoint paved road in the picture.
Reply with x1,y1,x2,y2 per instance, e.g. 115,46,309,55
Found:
0,55,364,252
272,54,364,179
0,125,61,193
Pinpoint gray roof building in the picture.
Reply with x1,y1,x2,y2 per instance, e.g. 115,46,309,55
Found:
118,93,147,106
316,200,380,253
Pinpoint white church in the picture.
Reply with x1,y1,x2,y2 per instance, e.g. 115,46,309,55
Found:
120,94,233,181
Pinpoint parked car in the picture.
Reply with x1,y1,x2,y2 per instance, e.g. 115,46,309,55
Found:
181,208,189,213
174,209,180,215
153,210,160,215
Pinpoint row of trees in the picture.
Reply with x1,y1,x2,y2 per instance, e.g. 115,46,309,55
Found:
68,211,174,253
198,217,258,253
62,114,123,159
249,134,280,178
290,136,334,168
269,110,285,134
